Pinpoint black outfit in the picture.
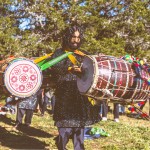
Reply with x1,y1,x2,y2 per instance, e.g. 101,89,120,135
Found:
55,127,84,150
50,48,100,150
16,93,39,126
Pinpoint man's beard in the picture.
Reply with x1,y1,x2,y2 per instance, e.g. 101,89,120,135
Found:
68,42,81,50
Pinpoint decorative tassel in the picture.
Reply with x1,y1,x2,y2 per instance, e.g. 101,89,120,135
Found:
122,54,150,86
138,101,145,107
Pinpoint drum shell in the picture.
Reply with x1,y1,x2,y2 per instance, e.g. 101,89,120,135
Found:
77,55,150,104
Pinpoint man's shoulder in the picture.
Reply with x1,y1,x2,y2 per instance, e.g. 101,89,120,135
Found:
77,49,91,55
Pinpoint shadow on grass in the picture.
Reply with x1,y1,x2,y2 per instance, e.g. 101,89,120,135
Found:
17,125,53,138
0,115,16,125
0,115,54,137
0,115,55,149
0,126,49,149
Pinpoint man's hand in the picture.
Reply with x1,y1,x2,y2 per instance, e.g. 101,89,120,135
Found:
72,65,82,72
68,65,82,73
68,65,83,77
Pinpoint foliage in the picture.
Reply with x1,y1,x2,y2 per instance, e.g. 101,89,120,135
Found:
0,0,149,60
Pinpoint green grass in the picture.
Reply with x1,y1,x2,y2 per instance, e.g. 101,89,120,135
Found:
0,103,150,150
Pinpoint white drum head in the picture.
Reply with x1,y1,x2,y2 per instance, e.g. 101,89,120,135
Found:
4,59,42,98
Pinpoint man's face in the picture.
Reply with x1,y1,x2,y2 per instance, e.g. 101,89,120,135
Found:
68,30,81,50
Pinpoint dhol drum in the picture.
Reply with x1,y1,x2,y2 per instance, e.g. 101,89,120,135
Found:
0,58,43,98
77,55,150,104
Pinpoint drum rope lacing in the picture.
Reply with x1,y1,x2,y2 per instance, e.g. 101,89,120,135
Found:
91,74,150,101
94,83,150,93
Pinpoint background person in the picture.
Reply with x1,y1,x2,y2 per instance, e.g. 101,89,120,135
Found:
4,95,16,114
40,88,55,116
14,92,40,129
100,101,120,122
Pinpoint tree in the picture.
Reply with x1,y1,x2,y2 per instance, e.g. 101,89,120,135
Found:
0,1,21,57
0,0,149,60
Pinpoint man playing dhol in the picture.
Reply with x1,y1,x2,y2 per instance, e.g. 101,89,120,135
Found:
49,24,101,150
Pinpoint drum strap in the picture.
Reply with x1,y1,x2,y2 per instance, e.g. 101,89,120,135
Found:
65,51,78,65
65,50,86,65
34,53,53,64
74,50,86,56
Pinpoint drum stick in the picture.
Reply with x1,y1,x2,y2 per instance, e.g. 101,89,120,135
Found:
40,52,73,71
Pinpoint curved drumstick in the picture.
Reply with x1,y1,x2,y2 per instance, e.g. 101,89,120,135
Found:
40,52,73,71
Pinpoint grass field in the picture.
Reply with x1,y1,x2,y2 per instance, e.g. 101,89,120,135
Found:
0,102,150,150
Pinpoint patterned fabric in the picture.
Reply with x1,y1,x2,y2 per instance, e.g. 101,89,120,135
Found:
51,48,101,127
18,93,39,110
